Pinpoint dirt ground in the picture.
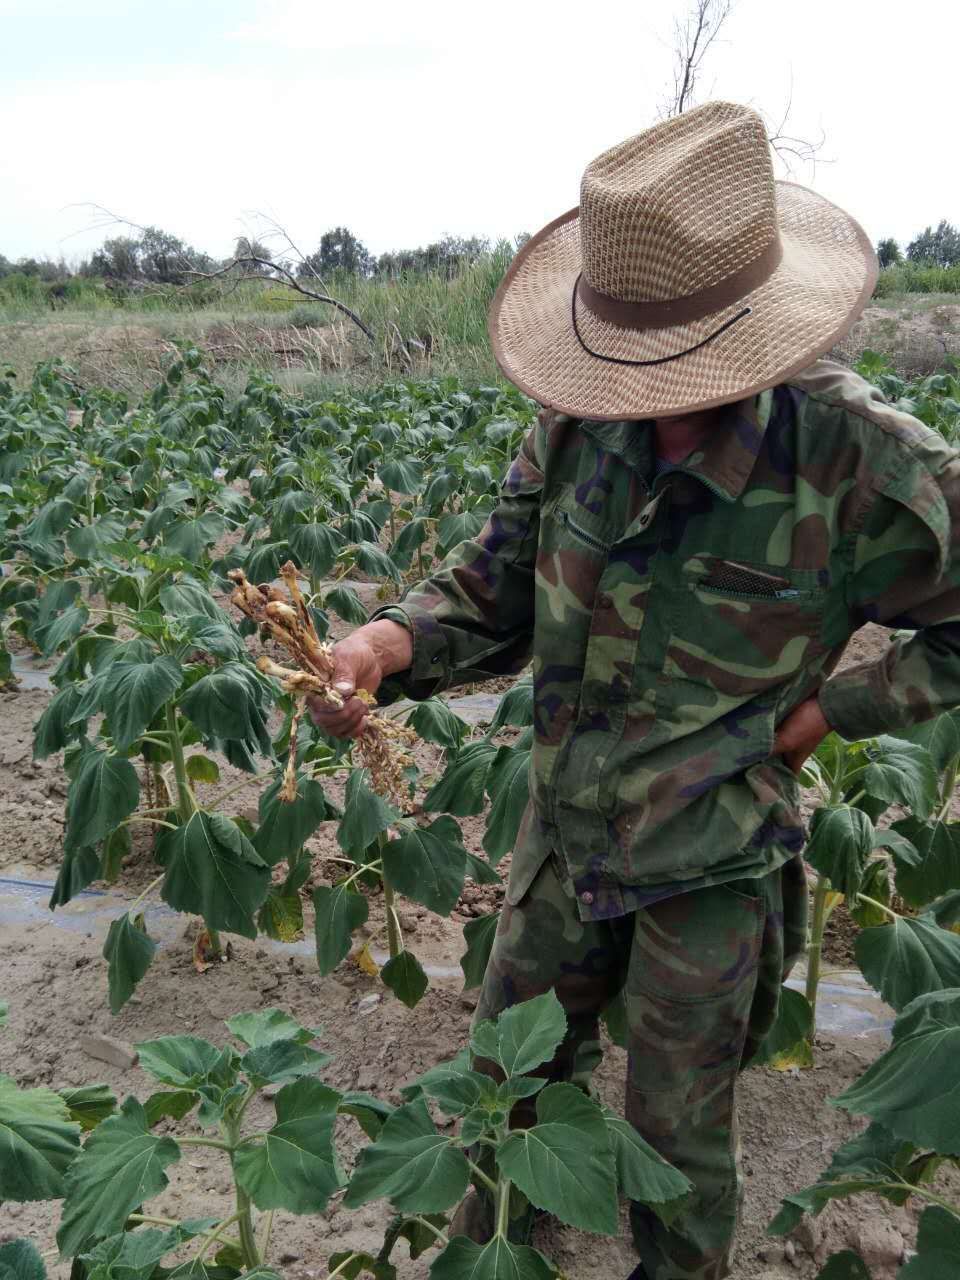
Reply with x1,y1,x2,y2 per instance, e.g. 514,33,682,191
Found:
0,621,953,1279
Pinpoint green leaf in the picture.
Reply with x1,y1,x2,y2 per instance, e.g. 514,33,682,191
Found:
324,584,368,625
353,540,402,585
226,1008,320,1049
313,882,369,974
163,512,226,562
486,677,534,736
326,1252,395,1280
135,1036,227,1088
179,663,270,749
66,516,128,561
253,774,335,866
850,858,893,928
78,1225,181,1278
143,1090,198,1126
159,810,270,940
233,1077,344,1213
100,824,132,884
899,710,960,771
49,845,101,908
57,1084,117,1133
406,698,468,751
900,1206,960,1279
471,991,567,1077
861,736,939,819
64,749,139,853
424,740,498,816
344,1098,470,1214
436,510,487,558
482,746,531,865
497,1082,618,1235
38,603,89,657
460,912,500,990
0,1239,47,1280
379,457,425,495
464,850,501,885
185,754,220,784
381,950,429,1009
33,682,87,758
337,768,400,852
57,1097,181,1256
890,817,960,907
750,985,814,1070
381,817,467,915
804,805,874,899
429,1237,555,1280
602,1108,692,1220
0,1075,80,1200
812,1254,872,1280
834,989,960,1153
338,1091,396,1140
159,582,229,623
390,516,429,569
290,522,344,579
103,912,156,1014
240,1038,331,1085
417,1062,494,1116
854,915,960,1011
257,890,304,941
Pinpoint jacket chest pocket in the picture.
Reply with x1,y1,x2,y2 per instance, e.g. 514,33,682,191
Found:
659,556,827,731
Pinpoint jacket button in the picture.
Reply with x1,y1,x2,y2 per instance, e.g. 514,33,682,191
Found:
580,891,594,905
597,592,613,609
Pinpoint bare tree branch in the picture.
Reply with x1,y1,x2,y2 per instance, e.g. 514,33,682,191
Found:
660,0,733,117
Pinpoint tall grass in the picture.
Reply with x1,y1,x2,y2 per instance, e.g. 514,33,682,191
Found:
874,261,960,298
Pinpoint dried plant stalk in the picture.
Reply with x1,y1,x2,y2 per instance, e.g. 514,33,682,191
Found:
229,562,416,807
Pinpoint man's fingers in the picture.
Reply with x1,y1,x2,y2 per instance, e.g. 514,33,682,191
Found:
307,694,369,739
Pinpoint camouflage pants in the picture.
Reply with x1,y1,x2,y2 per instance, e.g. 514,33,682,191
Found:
473,851,808,1280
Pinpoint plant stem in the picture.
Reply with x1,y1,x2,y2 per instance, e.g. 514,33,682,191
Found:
165,704,196,822
235,1184,260,1269
495,1174,512,1239
257,1209,275,1261
209,771,274,809
855,893,900,923
378,831,403,959
417,545,426,580
195,1212,244,1262
938,753,960,822
178,1135,234,1151
129,873,165,914
466,1156,498,1196
128,1212,181,1227
326,1253,363,1280
805,873,830,1018
119,816,178,831
412,1215,450,1246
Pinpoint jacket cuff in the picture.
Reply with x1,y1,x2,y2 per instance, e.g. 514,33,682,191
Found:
818,667,904,741
368,603,449,703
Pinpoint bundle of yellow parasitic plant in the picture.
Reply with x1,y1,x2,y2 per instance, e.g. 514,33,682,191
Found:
228,562,416,808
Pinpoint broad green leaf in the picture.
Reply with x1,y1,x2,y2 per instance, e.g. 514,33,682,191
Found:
344,1098,469,1213
464,850,501,885
890,816,960,907
750,985,814,1070
253,774,335,866
804,805,874,899
57,1098,181,1256
158,582,229,623
64,749,139,853
290,522,344,579
143,1090,198,1126
163,512,226,562
33,682,87,758
419,1063,494,1116
313,882,369,974
179,663,270,749
185,754,220,783
602,1109,692,1218
424,740,498,816
100,825,132,884
227,1008,320,1049
900,1206,960,1279
381,950,429,1010
899,710,960,771
353,540,402,585
482,746,531,865
233,1078,343,1212
337,768,400,852
338,1091,395,1141
390,516,429,569
257,890,304,941
57,1084,117,1133
429,1237,555,1280
436,510,487,557
135,1036,227,1089
66,516,127,561
0,1075,80,1200
324,584,368,625
78,1226,180,1278
406,698,468,751
159,810,270,939
0,1239,47,1280
240,1039,331,1085
812,1254,872,1280
497,1083,618,1235
103,912,156,1014
38,603,89,656
850,859,893,929
861,736,939,818
460,912,500,990
473,990,567,1078
379,457,425,495
381,817,467,915
486,677,534,736
834,989,960,1153
854,915,960,1010
325,1255,395,1280
48,845,101,908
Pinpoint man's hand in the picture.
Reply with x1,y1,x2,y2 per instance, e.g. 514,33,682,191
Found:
307,619,413,739
772,697,832,775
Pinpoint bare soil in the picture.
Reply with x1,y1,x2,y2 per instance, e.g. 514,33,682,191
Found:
0,621,953,1279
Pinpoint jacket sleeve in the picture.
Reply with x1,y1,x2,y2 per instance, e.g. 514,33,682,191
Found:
369,412,547,702
819,442,960,739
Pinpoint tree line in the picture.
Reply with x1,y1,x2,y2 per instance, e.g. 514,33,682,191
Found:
876,221,960,270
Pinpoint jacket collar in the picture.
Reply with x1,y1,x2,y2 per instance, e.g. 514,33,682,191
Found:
580,388,774,502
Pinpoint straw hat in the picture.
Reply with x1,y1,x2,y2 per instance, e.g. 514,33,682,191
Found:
489,102,877,420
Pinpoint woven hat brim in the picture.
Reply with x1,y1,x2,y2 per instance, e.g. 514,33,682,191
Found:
488,182,878,419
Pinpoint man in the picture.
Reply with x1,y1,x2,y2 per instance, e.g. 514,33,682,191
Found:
311,102,960,1278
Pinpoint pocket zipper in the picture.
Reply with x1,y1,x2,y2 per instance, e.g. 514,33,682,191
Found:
699,582,801,601
559,508,610,553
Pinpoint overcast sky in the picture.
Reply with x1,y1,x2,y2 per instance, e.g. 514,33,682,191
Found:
2,0,956,266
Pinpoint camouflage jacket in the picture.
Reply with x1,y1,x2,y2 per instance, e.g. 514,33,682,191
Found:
374,361,960,920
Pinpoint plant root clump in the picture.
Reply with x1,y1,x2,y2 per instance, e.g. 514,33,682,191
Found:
228,562,416,806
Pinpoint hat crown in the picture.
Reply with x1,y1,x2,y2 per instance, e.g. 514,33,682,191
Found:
579,102,779,304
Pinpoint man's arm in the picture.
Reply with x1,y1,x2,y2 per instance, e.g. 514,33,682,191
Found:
310,414,548,737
